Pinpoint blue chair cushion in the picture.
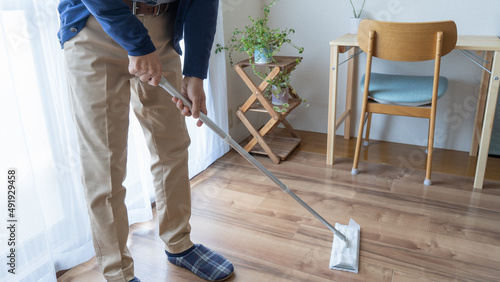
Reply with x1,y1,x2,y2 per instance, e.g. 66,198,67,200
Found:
360,73,449,106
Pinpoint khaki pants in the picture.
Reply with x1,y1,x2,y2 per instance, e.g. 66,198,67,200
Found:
63,9,193,282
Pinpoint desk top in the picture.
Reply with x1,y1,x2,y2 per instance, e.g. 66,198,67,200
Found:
330,34,500,51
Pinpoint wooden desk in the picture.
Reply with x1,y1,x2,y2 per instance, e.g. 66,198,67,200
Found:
327,34,500,189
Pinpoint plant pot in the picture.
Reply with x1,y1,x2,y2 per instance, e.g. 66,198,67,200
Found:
254,47,273,64
350,17,364,34
271,86,289,105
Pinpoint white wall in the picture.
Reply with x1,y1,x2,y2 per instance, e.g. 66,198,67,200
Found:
219,0,500,152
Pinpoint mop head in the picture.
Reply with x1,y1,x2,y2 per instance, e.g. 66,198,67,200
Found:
329,219,360,273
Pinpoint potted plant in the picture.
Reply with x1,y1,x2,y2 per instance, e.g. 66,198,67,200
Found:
270,70,291,106
215,0,306,112
255,69,290,113
349,0,366,33
215,0,304,66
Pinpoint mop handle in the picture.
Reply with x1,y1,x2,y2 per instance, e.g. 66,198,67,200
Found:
159,77,347,242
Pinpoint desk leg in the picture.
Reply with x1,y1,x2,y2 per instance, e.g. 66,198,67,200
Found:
327,45,340,165
474,51,500,189
470,51,493,156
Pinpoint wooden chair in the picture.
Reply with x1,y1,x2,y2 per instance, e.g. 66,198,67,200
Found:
351,20,457,185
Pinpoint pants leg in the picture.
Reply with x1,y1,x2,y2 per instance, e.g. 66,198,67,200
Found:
131,11,194,254
64,15,135,282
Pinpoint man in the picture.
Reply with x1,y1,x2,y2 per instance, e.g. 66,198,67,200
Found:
57,0,234,281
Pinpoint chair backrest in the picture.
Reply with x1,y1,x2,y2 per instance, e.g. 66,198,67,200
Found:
357,20,457,62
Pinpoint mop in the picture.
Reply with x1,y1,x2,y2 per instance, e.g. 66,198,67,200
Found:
159,77,361,273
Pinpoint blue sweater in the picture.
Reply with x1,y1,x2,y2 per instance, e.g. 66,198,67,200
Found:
57,0,218,79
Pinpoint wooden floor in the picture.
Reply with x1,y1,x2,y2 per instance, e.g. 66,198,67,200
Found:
58,131,500,282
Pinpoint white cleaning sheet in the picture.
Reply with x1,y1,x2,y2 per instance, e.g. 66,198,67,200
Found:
329,218,360,273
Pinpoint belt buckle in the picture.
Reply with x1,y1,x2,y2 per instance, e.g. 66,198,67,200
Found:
132,1,137,15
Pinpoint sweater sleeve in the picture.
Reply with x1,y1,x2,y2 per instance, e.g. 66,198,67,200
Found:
80,0,156,56
181,0,219,79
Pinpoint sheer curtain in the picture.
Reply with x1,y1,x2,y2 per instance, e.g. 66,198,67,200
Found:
0,1,228,281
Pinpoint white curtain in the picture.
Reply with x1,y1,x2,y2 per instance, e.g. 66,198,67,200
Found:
0,0,228,281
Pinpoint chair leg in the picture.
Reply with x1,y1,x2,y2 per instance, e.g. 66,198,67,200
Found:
364,113,372,146
352,110,368,175
354,45,373,175
425,114,437,186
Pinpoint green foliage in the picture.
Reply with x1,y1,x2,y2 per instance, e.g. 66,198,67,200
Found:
349,0,366,18
265,66,309,113
215,0,307,112
270,69,291,89
215,0,304,66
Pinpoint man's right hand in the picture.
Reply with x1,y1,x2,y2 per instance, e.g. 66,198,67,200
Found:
128,51,162,86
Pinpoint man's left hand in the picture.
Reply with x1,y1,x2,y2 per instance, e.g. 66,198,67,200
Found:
173,76,207,127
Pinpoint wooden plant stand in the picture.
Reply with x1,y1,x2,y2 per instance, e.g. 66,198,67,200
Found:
234,56,303,164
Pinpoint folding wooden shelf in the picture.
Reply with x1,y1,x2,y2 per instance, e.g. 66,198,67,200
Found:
234,56,302,164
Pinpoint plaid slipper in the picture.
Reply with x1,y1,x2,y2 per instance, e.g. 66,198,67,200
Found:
165,244,234,281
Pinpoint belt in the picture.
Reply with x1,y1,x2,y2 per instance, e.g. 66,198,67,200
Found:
123,0,169,15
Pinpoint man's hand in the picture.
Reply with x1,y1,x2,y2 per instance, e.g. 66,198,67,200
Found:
128,51,162,86
172,76,207,127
